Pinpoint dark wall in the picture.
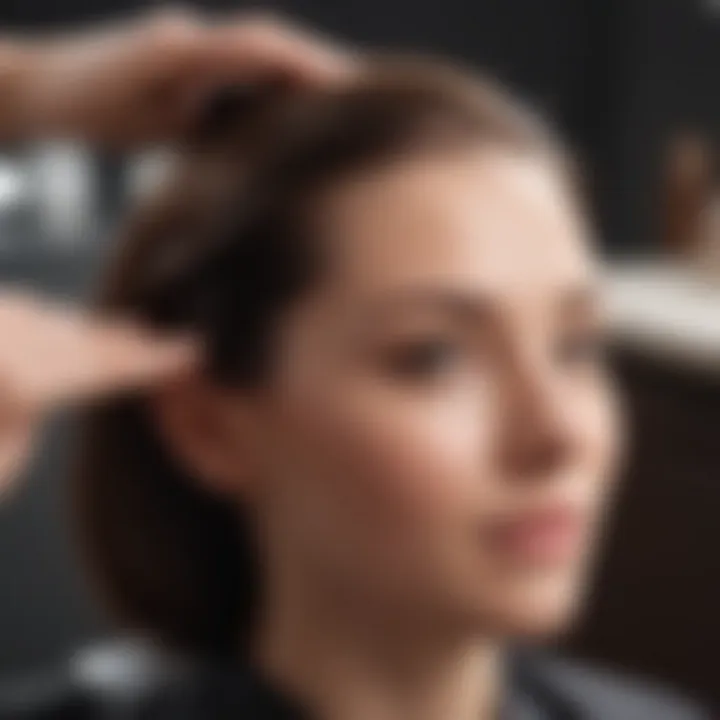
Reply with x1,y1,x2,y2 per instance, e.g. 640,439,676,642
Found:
569,353,720,707
603,0,720,252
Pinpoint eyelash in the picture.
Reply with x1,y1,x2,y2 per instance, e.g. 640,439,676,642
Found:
381,330,605,381
383,337,464,380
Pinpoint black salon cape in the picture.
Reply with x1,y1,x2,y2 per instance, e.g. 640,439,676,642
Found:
0,649,710,719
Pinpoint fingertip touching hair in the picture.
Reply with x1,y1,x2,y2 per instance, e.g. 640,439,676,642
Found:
72,54,564,661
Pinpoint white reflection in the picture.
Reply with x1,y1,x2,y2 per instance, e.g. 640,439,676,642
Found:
0,161,25,211
27,142,95,248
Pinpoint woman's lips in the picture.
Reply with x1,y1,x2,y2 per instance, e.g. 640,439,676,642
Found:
484,504,587,566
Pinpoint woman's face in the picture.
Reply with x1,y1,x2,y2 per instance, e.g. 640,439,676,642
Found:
236,146,622,638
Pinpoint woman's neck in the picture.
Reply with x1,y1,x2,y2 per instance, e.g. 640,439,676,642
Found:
250,580,505,720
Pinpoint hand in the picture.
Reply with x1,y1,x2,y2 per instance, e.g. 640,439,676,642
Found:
14,9,357,147
0,291,198,495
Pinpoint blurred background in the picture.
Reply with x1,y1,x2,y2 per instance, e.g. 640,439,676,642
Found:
0,0,718,709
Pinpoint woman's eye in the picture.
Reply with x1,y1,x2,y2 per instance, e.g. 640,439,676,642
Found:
383,339,464,380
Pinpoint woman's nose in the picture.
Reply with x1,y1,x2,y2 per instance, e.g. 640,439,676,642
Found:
497,361,578,482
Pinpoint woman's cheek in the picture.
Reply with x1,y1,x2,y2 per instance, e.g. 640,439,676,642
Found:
314,380,498,518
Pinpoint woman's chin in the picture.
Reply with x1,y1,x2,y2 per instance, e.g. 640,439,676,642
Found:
501,601,583,640
463,572,590,641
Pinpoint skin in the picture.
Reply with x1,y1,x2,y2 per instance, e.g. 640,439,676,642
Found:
158,146,623,720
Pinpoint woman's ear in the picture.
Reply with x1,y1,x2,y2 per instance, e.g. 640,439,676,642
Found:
149,376,257,499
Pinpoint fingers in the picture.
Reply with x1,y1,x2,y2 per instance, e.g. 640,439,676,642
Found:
140,16,360,145
0,294,201,414
29,10,360,147
32,318,200,410
153,12,359,120
69,320,200,401
0,294,201,498
103,12,359,146
204,14,360,85
138,9,357,87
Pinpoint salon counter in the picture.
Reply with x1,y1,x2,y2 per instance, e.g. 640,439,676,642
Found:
605,261,720,376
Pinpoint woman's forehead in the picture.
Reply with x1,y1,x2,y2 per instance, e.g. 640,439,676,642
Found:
313,147,596,302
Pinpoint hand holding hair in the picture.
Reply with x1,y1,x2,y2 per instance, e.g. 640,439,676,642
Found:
0,9,357,146
0,291,198,495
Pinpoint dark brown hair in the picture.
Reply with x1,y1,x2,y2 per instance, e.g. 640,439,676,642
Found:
73,55,559,660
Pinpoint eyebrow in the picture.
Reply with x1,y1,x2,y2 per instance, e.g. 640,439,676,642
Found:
352,287,494,333
359,283,601,326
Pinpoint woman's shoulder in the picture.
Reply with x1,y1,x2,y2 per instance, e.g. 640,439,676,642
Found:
516,649,713,720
